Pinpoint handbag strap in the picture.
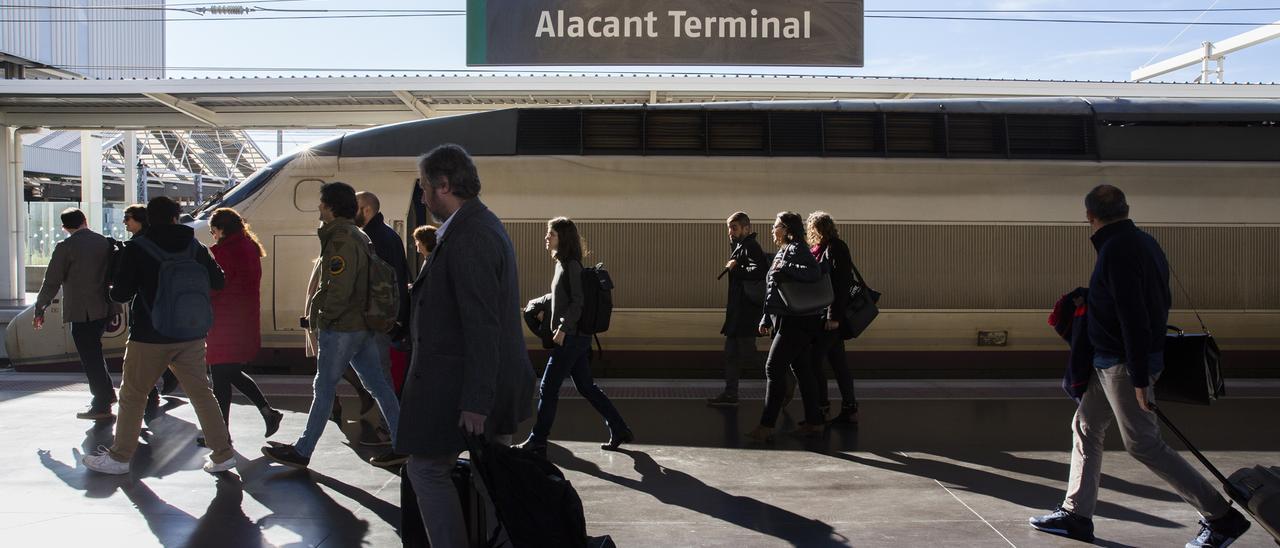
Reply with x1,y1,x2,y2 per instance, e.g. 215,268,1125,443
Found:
849,258,868,288
1168,266,1209,335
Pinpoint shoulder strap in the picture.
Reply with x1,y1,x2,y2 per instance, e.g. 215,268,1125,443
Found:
848,256,868,287
1168,266,1209,334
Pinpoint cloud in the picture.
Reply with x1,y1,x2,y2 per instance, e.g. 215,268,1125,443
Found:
1045,45,1167,63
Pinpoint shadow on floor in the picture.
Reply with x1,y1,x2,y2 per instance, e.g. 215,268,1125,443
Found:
551,445,850,548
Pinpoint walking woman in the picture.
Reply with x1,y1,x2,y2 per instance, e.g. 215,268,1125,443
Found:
807,211,859,424
516,217,632,456
206,208,283,438
746,211,827,442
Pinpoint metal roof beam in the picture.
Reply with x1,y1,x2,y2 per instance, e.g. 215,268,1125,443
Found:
143,92,221,126
1132,20,1280,82
393,90,435,118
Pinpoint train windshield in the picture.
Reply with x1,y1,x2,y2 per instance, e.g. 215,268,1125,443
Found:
192,156,287,219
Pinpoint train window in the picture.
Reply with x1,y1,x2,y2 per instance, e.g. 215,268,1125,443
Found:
293,179,326,212
195,166,277,218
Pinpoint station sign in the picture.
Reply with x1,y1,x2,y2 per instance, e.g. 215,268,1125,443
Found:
466,0,864,67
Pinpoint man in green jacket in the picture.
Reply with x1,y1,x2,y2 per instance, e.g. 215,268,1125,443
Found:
262,182,402,470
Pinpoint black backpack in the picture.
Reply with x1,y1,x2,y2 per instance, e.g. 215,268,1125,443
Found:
469,439,589,548
577,263,614,335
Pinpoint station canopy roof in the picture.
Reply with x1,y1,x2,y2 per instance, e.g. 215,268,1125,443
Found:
2,73,1279,130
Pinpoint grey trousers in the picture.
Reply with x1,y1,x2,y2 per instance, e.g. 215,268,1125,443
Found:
722,336,761,395
406,434,512,548
1062,365,1229,520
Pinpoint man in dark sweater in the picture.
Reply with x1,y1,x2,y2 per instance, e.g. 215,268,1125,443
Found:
708,211,768,406
81,197,236,476
1031,185,1250,547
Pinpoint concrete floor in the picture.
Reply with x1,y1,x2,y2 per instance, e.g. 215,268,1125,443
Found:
2,373,1278,547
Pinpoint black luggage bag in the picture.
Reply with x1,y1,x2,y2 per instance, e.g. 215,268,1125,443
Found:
1153,404,1280,545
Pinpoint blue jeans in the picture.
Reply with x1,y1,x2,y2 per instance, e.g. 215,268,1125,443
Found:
295,329,401,457
529,334,627,443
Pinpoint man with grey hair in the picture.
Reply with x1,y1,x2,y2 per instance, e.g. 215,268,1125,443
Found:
397,144,535,547
1031,184,1250,547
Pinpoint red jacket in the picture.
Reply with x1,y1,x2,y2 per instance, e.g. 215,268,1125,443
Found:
206,232,262,364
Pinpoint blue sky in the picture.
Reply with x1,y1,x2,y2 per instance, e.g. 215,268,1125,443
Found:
160,0,1280,156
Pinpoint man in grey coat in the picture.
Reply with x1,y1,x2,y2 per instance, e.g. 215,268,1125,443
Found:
33,208,116,419
397,144,535,548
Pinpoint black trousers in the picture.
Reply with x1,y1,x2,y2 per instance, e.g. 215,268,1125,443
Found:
70,318,115,408
812,330,857,407
210,362,271,425
759,315,825,428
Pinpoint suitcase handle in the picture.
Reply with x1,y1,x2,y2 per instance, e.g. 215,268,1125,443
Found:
1150,403,1250,504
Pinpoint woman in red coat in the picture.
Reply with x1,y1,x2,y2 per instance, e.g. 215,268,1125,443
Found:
207,208,282,438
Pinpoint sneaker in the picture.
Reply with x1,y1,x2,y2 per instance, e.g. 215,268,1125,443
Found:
359,426,393,447
82,446,130,475
76,406,114,421
263,408,284,438
514,438,548,457
706,393,739,407
368,451,409,467
261,443,311,469
1029,507,1095,542
1187,507,1251,548
203,455,237,474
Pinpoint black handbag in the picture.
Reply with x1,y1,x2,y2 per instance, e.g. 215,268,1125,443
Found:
1156,325,1225,405
842,261,881,339
1154,269,1225,406
777,273,834,316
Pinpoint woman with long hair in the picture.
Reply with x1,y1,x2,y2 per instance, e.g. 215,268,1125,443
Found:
806,211,859,424
746,211,827,442
206,208,283,438
515,217,632,455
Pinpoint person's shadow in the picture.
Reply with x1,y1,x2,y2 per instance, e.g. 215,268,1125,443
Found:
238,457,382,548
551,445,849,547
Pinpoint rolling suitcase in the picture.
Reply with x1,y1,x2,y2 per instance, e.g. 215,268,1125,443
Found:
401,458,500,548
1153,404,1280,545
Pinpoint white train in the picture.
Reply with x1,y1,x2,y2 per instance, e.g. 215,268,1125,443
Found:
8,98,1280,377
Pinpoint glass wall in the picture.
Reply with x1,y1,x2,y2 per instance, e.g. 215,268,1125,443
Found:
25,202,132,266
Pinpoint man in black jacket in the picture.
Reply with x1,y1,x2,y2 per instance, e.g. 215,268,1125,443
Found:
354,191,410,460
1031,185,1250,547
81,197,236,476
708,212,767,406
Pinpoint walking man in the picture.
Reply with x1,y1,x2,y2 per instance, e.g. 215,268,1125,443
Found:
81,197,236,475
354,190,410,456
261,182,402,470
398,144,535,548
34,208,115,419
708,212,768,407
1030,185,1250,547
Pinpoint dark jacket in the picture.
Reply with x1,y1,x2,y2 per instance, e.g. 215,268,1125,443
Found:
206,232,262,364
550,258,585,336
362,212,411,336
397,199,536,457
760,241,823,330
1051,287,1094,401
1087,219,1171,388
110,224,225,344
721,233,767,338
35,228,114,323
813,237,856,338
523,293,556,349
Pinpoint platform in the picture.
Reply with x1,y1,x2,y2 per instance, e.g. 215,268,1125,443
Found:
3,373,1278,547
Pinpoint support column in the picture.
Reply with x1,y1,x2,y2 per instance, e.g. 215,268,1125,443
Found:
80,131,103,231
123,130,138,205
0,125,17,301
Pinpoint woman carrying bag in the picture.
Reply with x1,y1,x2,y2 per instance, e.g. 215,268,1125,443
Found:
746,212,829,442
807,211,859,424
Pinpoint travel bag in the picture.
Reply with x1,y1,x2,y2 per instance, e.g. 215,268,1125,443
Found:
1153,404,1280,545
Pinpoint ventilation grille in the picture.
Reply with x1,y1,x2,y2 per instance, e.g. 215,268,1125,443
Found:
1007,115,1094,158
517,109,580,154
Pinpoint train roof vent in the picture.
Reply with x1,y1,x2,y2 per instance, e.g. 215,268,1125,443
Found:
822,112,882,156
583,110,643,154
708,111,767,155
1007,115,1094,158
517,109,581,155
947,115,1005,158
645,111,706,154
769,112,823,156
886,113,945,156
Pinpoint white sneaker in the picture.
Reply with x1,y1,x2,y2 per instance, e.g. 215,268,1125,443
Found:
203,455,237,474
82,446,130,475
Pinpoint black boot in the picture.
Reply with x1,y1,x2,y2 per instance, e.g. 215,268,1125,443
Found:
829,402,859,424
601,428,634,451
263,408,284,438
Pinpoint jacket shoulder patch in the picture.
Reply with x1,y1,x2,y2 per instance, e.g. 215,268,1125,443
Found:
328,256,346,276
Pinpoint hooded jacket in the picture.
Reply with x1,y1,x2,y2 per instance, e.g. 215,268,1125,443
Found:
110,223,225,344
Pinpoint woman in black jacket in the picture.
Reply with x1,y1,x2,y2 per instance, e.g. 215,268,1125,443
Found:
746,212,827,442
516,217,632,455
807,211,859,424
